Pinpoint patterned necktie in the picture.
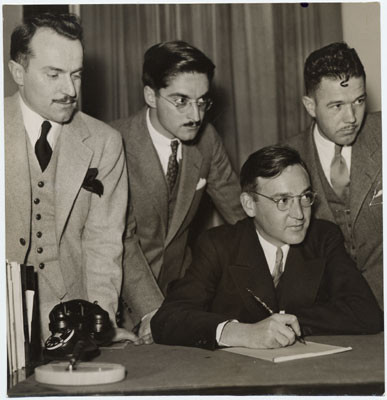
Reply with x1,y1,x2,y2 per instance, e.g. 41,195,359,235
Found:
166,140,179,191
330,144,350,201
35,120,52,172
272,247,284,287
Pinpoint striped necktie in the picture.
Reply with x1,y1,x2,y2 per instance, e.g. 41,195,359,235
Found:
166,140,179,191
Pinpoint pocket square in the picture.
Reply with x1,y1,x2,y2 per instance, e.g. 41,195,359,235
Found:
196,178,207,191
82,168,104,197
374,189,382,198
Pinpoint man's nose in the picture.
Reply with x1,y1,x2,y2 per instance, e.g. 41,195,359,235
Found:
61,75,77,97
187,101,201,122
344,104,356,124
288,197,304,220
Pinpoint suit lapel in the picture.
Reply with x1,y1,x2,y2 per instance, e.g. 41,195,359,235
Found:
55,113,93,241
5,94,32,235
165,143,202,247
277,245,325,308
227,220,279,319
350,125,380,222
226,219,326,319
127,112,169,233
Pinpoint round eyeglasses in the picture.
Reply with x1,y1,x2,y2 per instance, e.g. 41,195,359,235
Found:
158,94,213,113
250,190,317,211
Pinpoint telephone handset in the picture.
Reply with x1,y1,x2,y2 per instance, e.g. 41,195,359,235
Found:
43,299,114,364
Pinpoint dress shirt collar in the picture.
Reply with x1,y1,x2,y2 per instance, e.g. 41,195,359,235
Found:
256,229,290,275
146,108,182,174
19,93,62,149
313,123,352,183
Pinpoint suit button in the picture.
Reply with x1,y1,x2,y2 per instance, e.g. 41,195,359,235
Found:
36,214,41,220
39,263,45,269
36,231,42,238
34,198,40,205
37,247,43,254
19,238,26,246
38,181,44,188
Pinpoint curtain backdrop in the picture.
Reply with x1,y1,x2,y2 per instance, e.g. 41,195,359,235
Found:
80,3,342,171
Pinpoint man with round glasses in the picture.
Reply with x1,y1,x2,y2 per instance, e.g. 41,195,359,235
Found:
111,41,245,343
151,145,382,349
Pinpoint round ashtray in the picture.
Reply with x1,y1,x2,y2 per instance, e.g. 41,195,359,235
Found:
35,361,125,385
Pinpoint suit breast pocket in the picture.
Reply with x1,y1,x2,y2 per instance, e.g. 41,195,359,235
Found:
366,178,383,231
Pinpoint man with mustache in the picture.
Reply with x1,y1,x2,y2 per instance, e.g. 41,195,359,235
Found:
5,13,135,342
285,42,382,309
151,146,382,349
111,41,245,343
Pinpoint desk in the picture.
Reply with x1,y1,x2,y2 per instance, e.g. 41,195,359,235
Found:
8,333,385,396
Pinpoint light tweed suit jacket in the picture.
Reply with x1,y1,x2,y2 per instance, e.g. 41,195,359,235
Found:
286,112,383,308
111,108,245,325
5,92,128,331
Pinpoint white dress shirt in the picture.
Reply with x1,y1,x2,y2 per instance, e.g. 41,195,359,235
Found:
313,124,352,186
146,108,182,174
19,93,62,150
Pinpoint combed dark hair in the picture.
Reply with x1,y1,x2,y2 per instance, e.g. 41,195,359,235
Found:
142,40,215,90
11,13,83,68
304,42,365,95
240,145,308,193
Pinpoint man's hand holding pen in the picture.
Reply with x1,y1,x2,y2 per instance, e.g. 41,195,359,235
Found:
220,313,302,349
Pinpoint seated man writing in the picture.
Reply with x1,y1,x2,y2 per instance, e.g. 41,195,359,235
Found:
151,145,383,349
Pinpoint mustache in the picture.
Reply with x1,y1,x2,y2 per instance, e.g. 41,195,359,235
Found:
53,96,77,104
183,121,201,127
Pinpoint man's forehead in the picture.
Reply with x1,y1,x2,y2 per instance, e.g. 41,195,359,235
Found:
164,72,209,93
314,76,365,98
30,28,82,53
28,28,83,67
257,165,310,193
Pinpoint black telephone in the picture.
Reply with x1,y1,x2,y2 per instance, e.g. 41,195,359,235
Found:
43,299,114,364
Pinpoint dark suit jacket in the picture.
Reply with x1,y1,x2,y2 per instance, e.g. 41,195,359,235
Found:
111,108,245,324
151,218,383,350
285,112,383,308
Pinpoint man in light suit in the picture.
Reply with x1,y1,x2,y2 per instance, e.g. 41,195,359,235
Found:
5,13,135,341
285,42,382,308
111,41,245,342
151,146,383,349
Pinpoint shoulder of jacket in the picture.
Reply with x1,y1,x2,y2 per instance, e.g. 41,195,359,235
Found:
76,111,122,142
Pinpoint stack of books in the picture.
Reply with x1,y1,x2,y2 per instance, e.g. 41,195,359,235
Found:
6,261,40,386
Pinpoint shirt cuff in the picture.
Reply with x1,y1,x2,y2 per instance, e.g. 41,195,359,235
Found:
216,319,238,346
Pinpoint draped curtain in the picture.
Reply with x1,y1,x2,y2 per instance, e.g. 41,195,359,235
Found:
80,3,342,171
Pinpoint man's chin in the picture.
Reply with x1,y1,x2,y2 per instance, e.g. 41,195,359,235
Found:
52,110,76,124
286,231,307,245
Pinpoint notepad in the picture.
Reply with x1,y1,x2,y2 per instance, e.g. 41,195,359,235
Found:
221,341,352,363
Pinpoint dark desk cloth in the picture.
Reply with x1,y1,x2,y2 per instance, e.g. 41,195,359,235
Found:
8,333,384,396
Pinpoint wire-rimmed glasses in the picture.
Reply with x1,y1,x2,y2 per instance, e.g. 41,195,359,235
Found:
158,94,213,113
250,190,317,211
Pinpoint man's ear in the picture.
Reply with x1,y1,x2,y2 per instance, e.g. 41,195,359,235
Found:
144,85,157,108
8,60,25,86
302,95,316,118
240,192,256,217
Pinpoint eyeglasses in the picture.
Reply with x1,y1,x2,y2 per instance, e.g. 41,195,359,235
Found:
250,190,317,211
158,94,213,113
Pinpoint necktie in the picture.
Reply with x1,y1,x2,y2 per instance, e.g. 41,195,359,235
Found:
166,140,179,191
35,120,52,172
272,247,284,287
330,144,350,201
